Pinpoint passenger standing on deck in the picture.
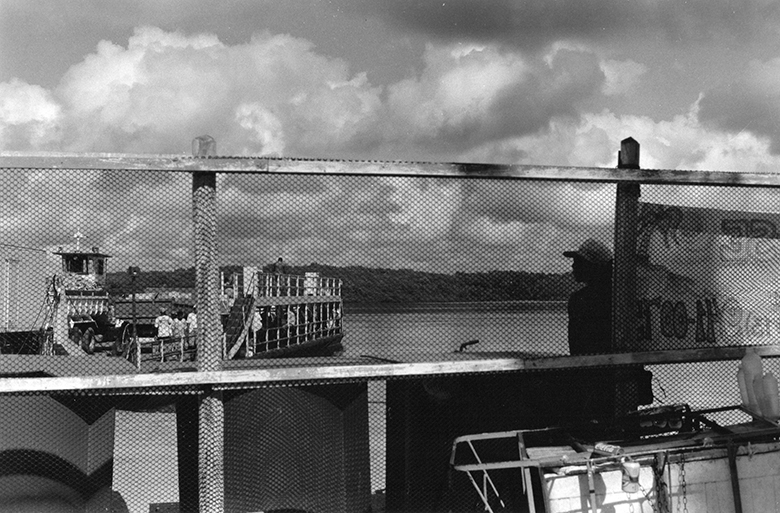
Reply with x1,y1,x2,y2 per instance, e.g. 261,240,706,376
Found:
186,306,197,347
172,310,185,343
563,239,613,356
155,308,174,339
251,306,263,346
562,238,615,420
273,257,287,296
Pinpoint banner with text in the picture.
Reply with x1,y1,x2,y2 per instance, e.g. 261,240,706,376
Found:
637,202,780,349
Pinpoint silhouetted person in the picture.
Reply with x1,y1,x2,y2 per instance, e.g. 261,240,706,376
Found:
273,257,285,275
562,238,615,423
564,238,613,356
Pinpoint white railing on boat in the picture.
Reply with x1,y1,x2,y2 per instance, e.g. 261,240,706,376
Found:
129,334,197,365
219,269,344,360
247,301,342,357
258,272,341,298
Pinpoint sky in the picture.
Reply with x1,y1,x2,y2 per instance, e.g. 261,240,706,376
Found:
2,0,780,274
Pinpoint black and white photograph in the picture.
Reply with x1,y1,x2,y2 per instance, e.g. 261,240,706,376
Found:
2,1,780,512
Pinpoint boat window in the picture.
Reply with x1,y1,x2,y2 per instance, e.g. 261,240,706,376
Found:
66,256,87,273
95,258,104,275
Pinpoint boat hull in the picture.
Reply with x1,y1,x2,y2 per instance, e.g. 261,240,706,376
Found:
248,333,344,359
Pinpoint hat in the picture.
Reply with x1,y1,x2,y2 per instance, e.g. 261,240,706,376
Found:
563,238,613,264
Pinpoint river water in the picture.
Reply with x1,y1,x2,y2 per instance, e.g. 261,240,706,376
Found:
342,300,570,358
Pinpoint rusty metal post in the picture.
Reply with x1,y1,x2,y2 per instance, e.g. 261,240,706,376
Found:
613,137,641,416
192,135,224,512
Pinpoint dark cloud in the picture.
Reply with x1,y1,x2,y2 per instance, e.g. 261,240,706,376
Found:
463,180,613,229
350,0,778,49
487,49,603,137
698,58,780,154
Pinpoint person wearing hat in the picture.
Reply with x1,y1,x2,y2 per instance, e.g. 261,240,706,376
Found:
563,238,615,420
563,238,614,356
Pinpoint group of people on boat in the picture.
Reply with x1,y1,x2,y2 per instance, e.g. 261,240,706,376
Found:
154,306,198,354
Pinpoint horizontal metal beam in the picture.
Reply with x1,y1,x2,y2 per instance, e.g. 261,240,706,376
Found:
0,357,526,393
1,152,778,187
0,344,774,394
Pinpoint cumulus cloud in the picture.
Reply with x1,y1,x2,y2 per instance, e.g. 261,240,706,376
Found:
5,25,780,273
53,27,385,156
0,26,383,156
379,43,604,160
1,26,606,162
0,79,62,150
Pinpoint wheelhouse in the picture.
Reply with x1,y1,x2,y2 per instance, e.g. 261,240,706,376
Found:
54,246,110,287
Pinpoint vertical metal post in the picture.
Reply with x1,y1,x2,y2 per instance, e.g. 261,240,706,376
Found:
613,137,640,351
727,442,744,513
613,137,641,416
129,267,139,369
192,135,224,512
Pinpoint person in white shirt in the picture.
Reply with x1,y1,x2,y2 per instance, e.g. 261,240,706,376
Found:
186,306,198,348
251,307,263,346
155,308,174,339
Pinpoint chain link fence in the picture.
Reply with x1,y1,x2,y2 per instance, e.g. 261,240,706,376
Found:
0,145,776,512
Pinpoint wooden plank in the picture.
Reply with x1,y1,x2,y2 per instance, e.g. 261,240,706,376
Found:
2,152,780,187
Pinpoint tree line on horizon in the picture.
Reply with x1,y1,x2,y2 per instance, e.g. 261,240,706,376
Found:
105,263,579,304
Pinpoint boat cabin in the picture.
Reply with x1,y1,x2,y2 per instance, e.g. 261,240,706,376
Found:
54,246,110,287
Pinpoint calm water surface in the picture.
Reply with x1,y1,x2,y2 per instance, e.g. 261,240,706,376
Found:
343,301,569,358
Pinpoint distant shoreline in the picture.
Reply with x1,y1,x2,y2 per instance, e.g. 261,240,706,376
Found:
346,299,567,314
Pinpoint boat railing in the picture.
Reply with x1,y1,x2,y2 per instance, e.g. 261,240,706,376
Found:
257,272,342,298
450,405,780,513
137,334,197,364
247,301,342,357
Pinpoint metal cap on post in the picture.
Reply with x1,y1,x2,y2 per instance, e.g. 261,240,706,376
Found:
617,137,640,170
193,135,216,158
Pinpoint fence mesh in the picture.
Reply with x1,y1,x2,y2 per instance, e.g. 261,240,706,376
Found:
0,161,777,512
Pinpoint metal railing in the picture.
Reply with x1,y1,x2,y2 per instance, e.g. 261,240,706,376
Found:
258,272,342,298
249,301,343,355
2,138,780,512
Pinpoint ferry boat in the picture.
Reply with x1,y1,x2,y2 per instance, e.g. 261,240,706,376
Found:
122,269,345,367
2,241,344,367
211,269,344,362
